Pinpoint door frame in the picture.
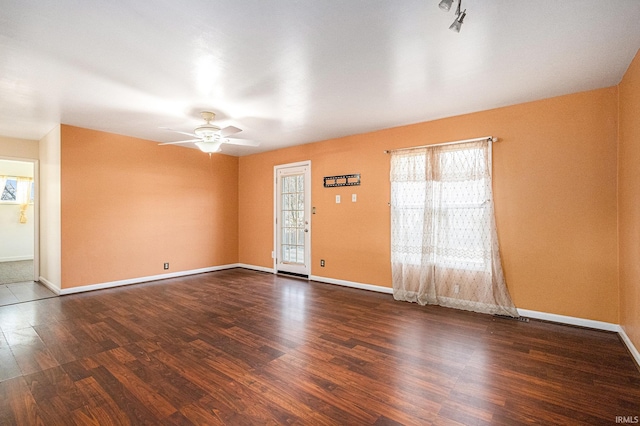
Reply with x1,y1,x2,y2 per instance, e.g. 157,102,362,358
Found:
0,155,39,281
273,160,311,277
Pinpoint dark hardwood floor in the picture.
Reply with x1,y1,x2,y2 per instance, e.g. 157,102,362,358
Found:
0,268,638,425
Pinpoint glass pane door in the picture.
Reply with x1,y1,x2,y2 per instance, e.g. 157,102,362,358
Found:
275,162,311,276
281,173,305,264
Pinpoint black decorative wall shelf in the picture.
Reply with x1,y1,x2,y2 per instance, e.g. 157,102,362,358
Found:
323,174,361,187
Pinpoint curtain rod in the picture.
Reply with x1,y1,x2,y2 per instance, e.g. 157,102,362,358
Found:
384,136,497,154
0,175,33,180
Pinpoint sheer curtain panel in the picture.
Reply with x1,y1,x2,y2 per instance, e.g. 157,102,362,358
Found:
16,177,32,224
0,176,6,199
390,140,518,317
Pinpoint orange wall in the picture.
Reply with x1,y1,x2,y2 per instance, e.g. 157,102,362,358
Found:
619,49,640,350
239,87,619,323
60,125,238,289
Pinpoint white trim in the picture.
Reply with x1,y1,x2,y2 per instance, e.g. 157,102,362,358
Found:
273,160,312,276
514,311,638,365
237,263,276,274
0,156,39,281
38,276,60,295
305,282,640,367
306,278,640,367
32,262,640,369
0,255,34,262
310,275,394,294
517,308,620,332
619,327,640,368
32,160,39,281
58,264,240,295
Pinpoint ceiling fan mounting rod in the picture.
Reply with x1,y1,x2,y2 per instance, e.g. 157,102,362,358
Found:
195,111,221,138
201,111,216,124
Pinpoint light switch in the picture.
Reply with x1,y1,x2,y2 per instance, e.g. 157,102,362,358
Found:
336,195,341,203
352,194,357,202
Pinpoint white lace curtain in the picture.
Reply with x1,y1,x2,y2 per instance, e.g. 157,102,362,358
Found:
390,140,518,317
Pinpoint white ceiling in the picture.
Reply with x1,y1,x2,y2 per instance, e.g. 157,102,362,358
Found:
1,1,639,156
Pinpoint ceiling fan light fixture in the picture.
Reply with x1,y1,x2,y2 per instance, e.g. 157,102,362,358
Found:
449,9,466,32
158,110,255,154
194,124,221,138
438,0,454,11
194,111,222,139
195,141,223,153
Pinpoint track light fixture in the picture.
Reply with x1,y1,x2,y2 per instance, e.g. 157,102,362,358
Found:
439,0,466,33
449,9,466,32
438,0,453,12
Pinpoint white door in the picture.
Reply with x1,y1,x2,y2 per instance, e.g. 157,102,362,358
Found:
274,161,311,277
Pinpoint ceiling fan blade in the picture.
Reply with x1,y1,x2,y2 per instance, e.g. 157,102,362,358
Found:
220,126,242,137
159,127,198,138
223,138,260,147
158,139,200,145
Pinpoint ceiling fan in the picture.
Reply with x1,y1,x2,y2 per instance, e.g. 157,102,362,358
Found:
159,111,259,153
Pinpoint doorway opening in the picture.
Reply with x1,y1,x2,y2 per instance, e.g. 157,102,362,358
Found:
0,157,52,305
274,161,311,278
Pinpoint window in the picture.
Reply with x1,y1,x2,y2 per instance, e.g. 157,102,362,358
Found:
391,146,490,272
281,174,305,263
1,178,17,201
0,176,33,204
389,139,518,317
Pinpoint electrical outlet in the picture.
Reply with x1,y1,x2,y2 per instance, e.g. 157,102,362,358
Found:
352,194,357,202
164,262,169,270
320,259,325,267
454,284,459,294
336,195,341,203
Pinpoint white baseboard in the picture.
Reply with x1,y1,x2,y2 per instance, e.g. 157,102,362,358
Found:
619,327,640,368
38,276,61,295
310,275,394,294
58,264,240,295
518,308,640,369
235,265,393,294
0,255,34,262
38,263,640,369
516,308,620,332
237,263,275,274
300,277,640,367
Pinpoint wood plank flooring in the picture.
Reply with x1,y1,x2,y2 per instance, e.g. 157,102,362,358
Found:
0,268,638,425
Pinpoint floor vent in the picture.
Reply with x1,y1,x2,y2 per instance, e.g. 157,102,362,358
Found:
494,314,530,323
276,271,309,279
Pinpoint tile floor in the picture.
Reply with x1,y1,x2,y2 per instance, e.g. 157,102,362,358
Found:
0,282,57,307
